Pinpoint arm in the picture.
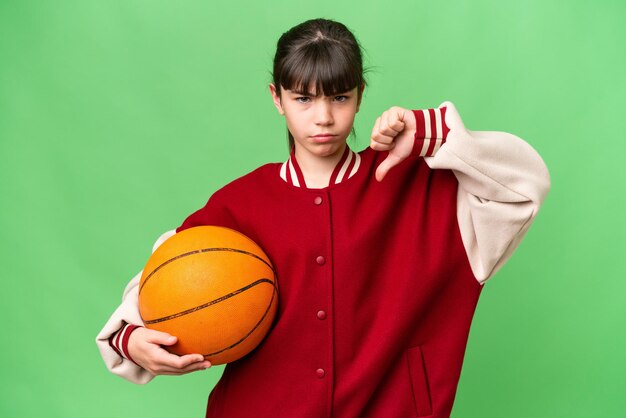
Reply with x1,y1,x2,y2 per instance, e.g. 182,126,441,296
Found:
371,101,551,284
421,101,550,283
95,229,178,384
96,190,239,382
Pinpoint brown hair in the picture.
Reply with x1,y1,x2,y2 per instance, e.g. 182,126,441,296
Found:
271,18,369,150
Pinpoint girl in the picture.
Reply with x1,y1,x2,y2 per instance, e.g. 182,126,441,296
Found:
97,18,550,418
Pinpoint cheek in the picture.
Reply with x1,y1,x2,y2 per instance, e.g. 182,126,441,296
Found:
285,116,306,135
340,109,357,125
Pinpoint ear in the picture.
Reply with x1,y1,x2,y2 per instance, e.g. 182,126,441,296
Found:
355,84,365,113
269,83,285,115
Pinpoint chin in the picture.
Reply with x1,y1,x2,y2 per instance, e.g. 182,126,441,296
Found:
312,143,344,158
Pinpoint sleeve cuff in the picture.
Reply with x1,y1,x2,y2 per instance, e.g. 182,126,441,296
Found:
411,106,450,157
109,323,142,365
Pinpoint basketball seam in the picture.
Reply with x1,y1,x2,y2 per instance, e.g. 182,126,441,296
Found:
201,279,278,358
139,247,275,295
142,278,276,324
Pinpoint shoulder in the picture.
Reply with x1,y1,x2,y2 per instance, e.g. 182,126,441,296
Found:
205,163,282,211
211,162,281,201
176,162,281,232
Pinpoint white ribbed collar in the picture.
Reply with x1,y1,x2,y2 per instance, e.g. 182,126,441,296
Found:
279,145,361,189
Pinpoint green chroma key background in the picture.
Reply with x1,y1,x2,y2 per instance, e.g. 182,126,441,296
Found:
1,0,624,417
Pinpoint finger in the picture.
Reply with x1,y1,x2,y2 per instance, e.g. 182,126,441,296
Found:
373,113,400,143
171,353,208,369
380,109,405,137
370,116,381,141
371,133,395,146
145,330,178,346
375,153,404,182
390,108,407,132
370,117,395,148
152,350,204,369
179,360,212,373
154,360,212,375
370,139,395,151
377,111,392,137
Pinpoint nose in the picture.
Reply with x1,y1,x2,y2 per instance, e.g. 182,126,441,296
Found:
314,100,334,125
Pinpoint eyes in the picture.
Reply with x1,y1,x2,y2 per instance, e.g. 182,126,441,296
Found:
294,95,350,104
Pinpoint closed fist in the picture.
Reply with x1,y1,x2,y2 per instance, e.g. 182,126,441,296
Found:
369,106,416,182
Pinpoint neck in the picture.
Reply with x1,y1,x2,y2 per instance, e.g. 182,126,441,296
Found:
294,143,347,189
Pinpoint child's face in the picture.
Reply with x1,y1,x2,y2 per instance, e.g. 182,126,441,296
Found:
270,83,362,158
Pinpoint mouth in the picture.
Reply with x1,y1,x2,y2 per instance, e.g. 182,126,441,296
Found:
310,134,337,143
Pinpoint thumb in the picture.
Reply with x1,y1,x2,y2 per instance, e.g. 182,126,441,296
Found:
146,329,178,346
375,153,405,182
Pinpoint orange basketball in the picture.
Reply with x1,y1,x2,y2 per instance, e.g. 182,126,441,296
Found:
138,225,278,365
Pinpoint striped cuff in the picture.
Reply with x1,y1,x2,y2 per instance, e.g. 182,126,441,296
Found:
411,106,450,157
108,323,141,364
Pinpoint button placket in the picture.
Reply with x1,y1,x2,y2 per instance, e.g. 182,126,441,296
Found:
311,192,330,386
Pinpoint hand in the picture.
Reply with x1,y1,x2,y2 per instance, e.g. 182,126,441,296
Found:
369,106,417,182
128,327,212,376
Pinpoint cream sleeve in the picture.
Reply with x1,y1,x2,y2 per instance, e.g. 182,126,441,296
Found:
421,101,551,284
95,229,176,384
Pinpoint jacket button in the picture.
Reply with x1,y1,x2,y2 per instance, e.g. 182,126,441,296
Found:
314,196,323,205
317,310,327,320
316,256,326,265
316,368,325,378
